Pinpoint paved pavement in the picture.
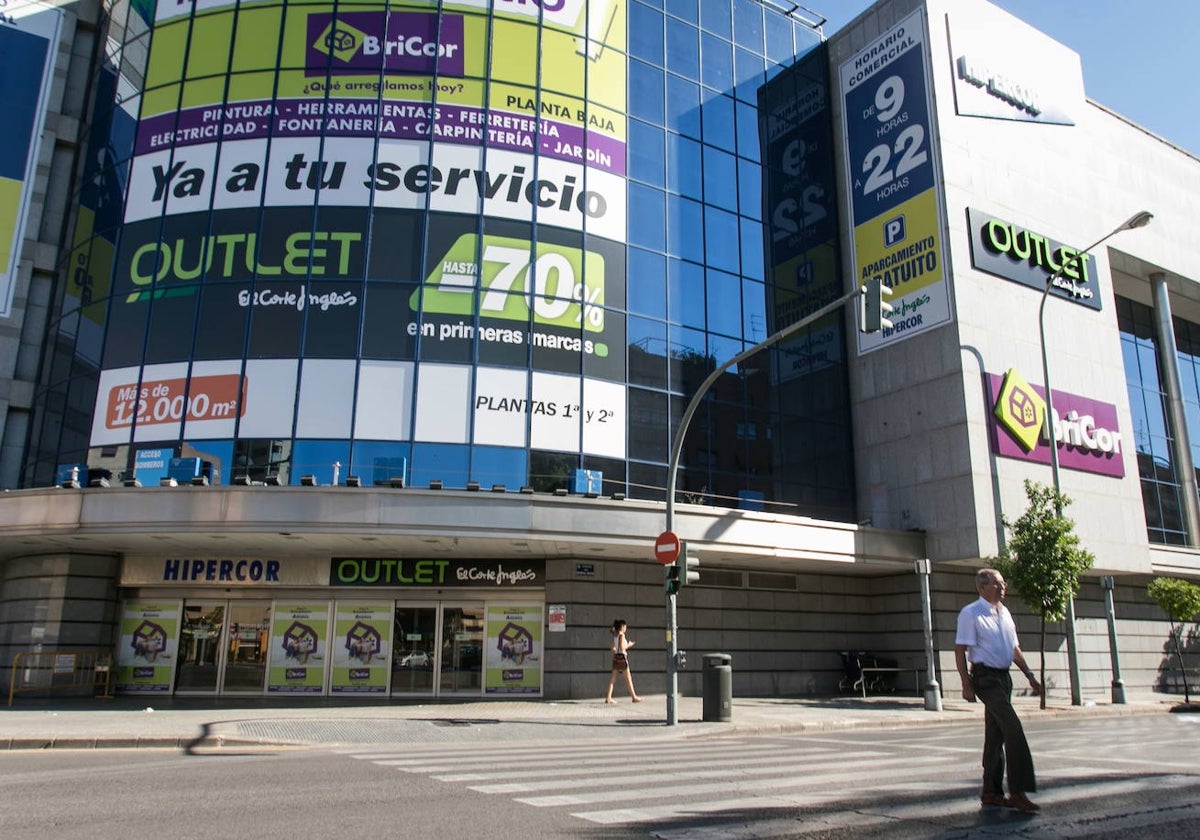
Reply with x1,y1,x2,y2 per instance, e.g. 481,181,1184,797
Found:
1,688,1190,750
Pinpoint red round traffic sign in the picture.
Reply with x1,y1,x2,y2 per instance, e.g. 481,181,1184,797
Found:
654,531,681,565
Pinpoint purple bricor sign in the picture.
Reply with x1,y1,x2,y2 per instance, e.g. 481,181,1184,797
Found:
306,12,465,77
987,373,1125,478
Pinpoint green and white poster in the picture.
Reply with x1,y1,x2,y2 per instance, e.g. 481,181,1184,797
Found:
267,603,328,693
484,603,542,695
114,601,181,693
330,602,391,695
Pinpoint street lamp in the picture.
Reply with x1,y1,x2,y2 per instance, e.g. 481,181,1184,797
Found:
1037,210,1152,706
662,285,862,725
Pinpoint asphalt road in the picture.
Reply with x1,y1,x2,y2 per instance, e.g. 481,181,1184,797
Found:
2,714,1197,839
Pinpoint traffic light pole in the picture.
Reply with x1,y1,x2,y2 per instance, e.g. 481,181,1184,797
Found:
664,285,864,725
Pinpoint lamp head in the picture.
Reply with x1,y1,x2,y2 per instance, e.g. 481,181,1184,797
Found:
1120,211,1153,232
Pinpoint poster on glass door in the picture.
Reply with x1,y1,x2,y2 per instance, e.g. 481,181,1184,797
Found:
330,603,392,695
267,603,328,693
114,601,181,693
484,604,543,695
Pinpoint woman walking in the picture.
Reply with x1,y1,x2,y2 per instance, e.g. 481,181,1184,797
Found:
605,619,643,703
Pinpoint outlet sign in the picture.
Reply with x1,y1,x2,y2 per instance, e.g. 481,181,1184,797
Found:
968,208,1102,311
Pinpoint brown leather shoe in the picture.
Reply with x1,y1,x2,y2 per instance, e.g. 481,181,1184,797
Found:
1008,792,1040,813
980,792,1008,807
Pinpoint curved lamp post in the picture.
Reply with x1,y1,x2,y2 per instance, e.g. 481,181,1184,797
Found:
1037,210,1152,706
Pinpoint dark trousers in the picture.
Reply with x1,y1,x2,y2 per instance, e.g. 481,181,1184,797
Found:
972,666,1036,795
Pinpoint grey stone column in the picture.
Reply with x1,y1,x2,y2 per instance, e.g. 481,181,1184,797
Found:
1151,272,1200,544
0,554,121,678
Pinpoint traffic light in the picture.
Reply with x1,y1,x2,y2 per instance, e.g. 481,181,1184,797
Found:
665,546,700,594
682,550,700,587
665,562,682,595
860,277,894,333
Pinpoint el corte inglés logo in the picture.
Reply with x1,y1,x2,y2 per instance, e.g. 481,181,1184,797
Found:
994,368,1045,452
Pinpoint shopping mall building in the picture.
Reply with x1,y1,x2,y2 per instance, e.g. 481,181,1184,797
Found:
1,0,1197,701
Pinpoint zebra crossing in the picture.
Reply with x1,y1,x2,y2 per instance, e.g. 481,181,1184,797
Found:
337,716,1200,837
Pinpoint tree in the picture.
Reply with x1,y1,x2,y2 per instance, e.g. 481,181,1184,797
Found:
995,480,1095,709
1145,577,1200,705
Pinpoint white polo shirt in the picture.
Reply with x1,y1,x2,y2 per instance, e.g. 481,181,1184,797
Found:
956,596,1019,669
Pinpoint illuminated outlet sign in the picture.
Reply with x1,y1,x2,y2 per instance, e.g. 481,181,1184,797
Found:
968,208,1102,311
330,557,545,587
988,369,1124,477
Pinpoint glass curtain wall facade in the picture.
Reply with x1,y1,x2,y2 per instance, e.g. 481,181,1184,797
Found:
25,0,851,521
1118,296,1187,544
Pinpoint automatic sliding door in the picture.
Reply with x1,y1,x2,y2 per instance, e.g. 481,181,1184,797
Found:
175,601,224,693
391,605,437,695
439,603,484,694
222,601,271,693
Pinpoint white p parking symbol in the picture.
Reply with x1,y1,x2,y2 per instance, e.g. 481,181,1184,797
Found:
884,216,906,247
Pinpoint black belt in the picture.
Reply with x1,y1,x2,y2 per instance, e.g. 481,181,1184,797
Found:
972,664,1009,675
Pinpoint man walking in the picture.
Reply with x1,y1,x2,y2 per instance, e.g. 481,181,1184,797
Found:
955,568,1042,813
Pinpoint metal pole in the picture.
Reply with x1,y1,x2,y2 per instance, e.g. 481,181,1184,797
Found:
1038,280,1082,706
1036,211,1152,707
1101,576,1126,704
915,558,942,711
666,591,678,725
663,286,862,725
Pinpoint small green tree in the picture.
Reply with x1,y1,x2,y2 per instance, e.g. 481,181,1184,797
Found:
1146,577,1200,704
994,480,1095,709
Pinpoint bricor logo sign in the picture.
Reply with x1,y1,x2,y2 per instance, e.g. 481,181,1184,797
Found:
989,369,1125,477
993,368,1044,452
306,12,465,77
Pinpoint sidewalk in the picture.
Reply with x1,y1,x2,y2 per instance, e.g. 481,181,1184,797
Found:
0,689,1184,750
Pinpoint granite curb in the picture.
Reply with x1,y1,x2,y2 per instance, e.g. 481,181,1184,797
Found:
0,693,1182,751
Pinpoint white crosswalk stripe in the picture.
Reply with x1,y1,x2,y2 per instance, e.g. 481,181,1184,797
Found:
335,718,1200,836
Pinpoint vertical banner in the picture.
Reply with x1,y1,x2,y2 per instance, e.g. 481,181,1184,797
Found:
267,602,328,693
839,9,951,354
114,601,181,693
0,2,62,317
330,602,392,695
484,603,542,695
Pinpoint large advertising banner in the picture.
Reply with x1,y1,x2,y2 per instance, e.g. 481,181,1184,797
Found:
90,0,629,461
0,2,62,318
484,603,542,695
267,603,329,693
114,601,182,693
759,48,843,381
839,9,951,355
330,602,392,695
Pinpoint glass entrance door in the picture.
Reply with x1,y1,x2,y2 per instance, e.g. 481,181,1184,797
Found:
175,599,271,694
175,600,225,693
222,601,271,693
439,603,484,694
391,605,437,695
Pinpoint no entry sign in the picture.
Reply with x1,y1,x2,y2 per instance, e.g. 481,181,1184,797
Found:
654,531,681,565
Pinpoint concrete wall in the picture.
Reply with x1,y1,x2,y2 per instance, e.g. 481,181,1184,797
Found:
0,552,121,685
544,559,1193,702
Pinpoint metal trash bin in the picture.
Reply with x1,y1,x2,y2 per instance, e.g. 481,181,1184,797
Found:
702,653,732,722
